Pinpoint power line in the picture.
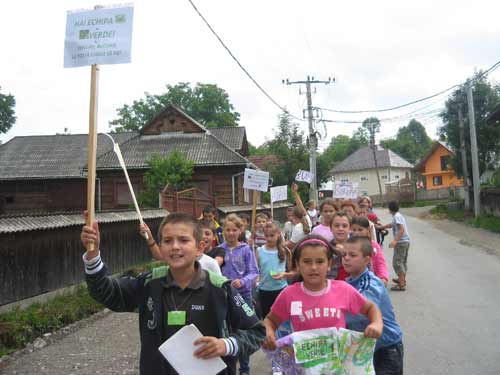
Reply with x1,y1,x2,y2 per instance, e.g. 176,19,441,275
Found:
318,108,443,125
316,59,500,114
186,0,304,121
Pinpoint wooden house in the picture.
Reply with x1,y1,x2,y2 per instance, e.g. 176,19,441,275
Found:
0,105,255,214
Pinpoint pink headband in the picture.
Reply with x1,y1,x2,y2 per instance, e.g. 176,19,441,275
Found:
298,238,330,249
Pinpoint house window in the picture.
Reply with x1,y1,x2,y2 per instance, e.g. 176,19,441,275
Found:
5,196,14,204
381,175,388,180
394,175,400,179
440,156,450,171
360,176,368,181
433,176,443,186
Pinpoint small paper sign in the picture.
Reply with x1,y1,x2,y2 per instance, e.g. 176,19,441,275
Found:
333,182,359,199
270,185,288,203
64,5,134,68
295,170,314,184
243,168,270,192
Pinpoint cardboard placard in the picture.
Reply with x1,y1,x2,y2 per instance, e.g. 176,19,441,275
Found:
270,185,288,203
64,5,134,68
243,168,269,192
333,182,359,199
295,169,314,184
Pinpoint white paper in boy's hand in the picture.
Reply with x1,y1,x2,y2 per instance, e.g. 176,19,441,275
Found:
158,324,227,375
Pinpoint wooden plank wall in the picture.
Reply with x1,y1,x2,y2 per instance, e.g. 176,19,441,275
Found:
0,218,162,306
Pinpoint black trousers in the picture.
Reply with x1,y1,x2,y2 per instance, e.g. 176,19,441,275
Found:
374,341,404,375
258,288,284,319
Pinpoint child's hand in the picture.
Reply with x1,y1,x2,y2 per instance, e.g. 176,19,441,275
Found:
193,336,227,359
364,322,383,339
291,182,299,192
231,279,242,288
81,220,100,259
262,328,277,350
139,223,153,241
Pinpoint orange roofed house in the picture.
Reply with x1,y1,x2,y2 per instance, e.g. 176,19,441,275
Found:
415,141,463,190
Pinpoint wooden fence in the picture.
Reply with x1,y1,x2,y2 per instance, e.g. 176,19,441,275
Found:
161,188,216,218
0,216,163,306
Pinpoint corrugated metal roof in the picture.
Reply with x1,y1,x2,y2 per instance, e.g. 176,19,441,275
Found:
210,127,246,151
0,209,168,234
0,133,137,180
330,146,414,174
96,132,250,169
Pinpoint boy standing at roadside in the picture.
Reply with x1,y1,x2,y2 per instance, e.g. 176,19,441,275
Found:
81,213,265,375
381,201,410,291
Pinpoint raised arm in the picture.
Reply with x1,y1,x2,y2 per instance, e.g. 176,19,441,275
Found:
291,182,307,215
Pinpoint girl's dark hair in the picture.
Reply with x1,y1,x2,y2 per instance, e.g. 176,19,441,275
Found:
291,234,336,269
351,215,370,229
292,206,311,234
264,222,286,262
319,198,338,213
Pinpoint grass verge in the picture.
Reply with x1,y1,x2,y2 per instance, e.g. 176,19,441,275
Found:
0,260,161,357
430,204,500,233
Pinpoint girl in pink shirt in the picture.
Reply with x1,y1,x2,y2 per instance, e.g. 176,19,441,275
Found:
311,199,338,242
351,216,389,286
262,235,383,350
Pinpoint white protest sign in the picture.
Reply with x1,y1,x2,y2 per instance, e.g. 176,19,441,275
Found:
159,324,227,375
243,168,270,192
270,185,288,203
295,169,314,184
333,182,359,199
64,5,134,68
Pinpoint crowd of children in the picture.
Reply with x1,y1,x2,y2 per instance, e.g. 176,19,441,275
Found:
81,191,410,375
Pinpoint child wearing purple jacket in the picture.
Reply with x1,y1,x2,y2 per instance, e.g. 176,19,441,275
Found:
220,213,259,375
220,214,259,304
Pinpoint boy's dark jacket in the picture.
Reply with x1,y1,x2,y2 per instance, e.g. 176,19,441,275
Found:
86,263,265,375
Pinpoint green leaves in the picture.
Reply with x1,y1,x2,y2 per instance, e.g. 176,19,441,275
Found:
380,119,432,164
138,152,194,207
439,73,500,178
109,82,240,132
0,86,16,134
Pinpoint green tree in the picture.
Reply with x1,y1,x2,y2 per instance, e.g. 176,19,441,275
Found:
0,87,16,134
381,119,432,164
265,112,309,201
439,73,500,178
110,82,240,132
138,151,194,208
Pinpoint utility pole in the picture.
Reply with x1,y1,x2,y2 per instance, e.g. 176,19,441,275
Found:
466,81,481,217
283,76,333,202
457,104,471,211
367,121,384,204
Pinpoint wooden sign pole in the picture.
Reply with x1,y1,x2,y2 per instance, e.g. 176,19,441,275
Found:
251,190,258,237
270,200,274,220
86,63,99,251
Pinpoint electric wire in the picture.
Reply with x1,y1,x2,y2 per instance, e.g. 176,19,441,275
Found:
186,0,304,121
316,59,500,114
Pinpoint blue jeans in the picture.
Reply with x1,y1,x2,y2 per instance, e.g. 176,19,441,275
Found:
374,341,404,375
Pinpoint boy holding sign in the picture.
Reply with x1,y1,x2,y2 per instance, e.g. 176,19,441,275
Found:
81,213,265,375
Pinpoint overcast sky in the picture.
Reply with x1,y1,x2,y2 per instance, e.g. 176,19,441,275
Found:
1,0,500,149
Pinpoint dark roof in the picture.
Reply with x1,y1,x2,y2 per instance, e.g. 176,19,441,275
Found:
248,155,285,170
414,141,453,171
329,146,413,174
0,209,167,234
210,127,246,151
96,132,250,169
0,133,136,180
